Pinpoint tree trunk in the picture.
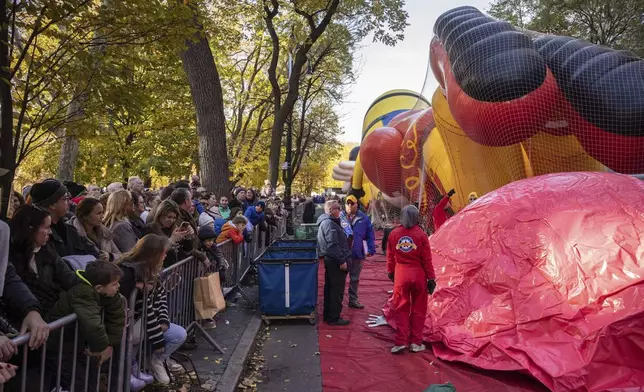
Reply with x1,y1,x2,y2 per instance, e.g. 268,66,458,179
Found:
56,97,83,181
180,35,230,198
267,117,284,187
0,0,14,218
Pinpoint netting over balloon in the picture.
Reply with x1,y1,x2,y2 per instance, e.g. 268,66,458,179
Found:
331,6,644,230
328,5,644,392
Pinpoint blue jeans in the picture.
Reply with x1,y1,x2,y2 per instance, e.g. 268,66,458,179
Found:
133,320,187,361
158,323,187,361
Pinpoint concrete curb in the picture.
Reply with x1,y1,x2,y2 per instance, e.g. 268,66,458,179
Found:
215,313,263,392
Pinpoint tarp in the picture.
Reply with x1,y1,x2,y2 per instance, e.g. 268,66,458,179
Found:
383,172,644,391
317,238,546,392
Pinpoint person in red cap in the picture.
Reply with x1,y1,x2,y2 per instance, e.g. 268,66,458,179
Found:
387,205,436,354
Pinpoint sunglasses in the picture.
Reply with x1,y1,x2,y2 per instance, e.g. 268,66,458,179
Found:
346,201,355,206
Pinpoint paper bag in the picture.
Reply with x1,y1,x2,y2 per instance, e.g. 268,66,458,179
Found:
194,272,226,320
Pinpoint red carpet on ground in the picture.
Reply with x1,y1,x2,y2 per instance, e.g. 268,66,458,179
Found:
316,244,548,392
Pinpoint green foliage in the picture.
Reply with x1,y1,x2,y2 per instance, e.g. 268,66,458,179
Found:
292,142,341,194
488,0,644,56
11,0,408,196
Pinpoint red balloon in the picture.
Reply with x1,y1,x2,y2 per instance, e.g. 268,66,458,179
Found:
385,172,644,391
360,127,404,197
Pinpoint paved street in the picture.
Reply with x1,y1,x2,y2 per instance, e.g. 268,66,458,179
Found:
256,319,322,392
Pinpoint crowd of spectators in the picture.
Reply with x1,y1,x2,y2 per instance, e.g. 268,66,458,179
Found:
0,172,287,390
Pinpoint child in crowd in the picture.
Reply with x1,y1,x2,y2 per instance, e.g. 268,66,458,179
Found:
197,226,229,329
118,234,187,386
198,225,229,272
216,215,248,245
46,260,127,391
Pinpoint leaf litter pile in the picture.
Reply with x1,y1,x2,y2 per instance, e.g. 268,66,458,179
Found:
237,325,270,391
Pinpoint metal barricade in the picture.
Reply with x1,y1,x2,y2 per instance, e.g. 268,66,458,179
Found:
4,296,129,392
3,222,289,391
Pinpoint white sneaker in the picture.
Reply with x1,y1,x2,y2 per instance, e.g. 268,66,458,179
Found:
410,343,426,353
391,345,407,354
150,357,170,385
166,358,184,373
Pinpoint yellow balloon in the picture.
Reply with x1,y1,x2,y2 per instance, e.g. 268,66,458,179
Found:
352,89,430,207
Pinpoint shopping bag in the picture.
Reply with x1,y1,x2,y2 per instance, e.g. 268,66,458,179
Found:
193,272,226,320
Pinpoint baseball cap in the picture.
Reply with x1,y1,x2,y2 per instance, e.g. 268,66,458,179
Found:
346,195,358,204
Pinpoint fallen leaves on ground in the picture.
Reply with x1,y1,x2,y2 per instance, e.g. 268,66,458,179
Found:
236,326,269,391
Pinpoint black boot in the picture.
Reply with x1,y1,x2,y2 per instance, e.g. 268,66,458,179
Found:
180,334,198,350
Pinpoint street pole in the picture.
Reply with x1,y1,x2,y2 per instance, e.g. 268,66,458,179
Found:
284,50,294,236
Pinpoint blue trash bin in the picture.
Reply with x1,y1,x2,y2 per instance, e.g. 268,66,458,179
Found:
269,239,317,249
258,248,318,325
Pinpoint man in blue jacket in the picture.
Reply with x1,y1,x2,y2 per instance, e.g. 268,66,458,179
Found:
341,195,376,309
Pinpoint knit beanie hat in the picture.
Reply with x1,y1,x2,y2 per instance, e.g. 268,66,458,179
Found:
63,181,86,198
30,179,68,208
256,200,266,210
198,224,217,241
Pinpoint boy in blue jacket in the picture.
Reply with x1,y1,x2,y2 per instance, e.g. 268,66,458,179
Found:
340,195,376,309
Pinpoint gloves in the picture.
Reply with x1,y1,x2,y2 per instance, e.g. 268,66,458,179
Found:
387,272,395,282
427,279,437,294
447,189,456,197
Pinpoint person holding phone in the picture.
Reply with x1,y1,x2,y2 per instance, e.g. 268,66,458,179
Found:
146,200,191,267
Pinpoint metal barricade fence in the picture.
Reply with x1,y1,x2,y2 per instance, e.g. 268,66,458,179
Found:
3,296,129,392
5,220,287,391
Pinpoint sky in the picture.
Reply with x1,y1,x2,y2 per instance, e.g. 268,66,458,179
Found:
339,0,492,142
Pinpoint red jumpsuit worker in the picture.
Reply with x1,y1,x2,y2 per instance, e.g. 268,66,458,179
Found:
432,189,455,230
386,205,436,354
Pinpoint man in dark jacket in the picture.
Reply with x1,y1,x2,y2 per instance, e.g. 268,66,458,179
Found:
317,200,351,326
30,179,98,258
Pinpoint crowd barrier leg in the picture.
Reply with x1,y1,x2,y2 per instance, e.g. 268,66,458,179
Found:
185,321,225,354
225,243,256,308
161,257,226,355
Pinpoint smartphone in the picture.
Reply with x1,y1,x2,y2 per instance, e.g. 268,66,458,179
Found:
180,222,191,230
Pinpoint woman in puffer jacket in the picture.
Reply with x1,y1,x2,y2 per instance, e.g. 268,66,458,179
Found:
67,197,121,262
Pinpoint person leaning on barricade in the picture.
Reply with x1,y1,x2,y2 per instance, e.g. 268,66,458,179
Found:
197,226,229,330
118,234,187,386
0,217,49,386
216,215,248,245
45,260,126,391
198,225,229,273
